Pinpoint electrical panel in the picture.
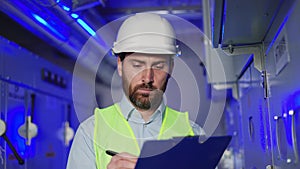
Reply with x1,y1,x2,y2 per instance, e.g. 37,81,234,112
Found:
0,36,78,169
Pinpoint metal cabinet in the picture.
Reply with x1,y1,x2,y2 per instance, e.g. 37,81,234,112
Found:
0,36,78,169
206,0,300,168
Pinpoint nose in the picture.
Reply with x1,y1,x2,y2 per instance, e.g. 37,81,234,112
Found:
142,68,154,84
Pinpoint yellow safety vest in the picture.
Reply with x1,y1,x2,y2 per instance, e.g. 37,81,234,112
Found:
94,104,194,169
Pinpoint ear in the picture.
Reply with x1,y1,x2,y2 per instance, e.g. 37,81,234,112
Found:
117,57,123,77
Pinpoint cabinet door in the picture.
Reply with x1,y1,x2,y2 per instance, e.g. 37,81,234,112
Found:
238,67,273,169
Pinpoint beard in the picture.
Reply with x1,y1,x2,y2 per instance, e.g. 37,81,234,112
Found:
129,82,166,110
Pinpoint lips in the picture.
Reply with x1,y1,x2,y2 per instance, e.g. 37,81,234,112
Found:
136,88,153,96
133,85,156,97
138,87,153,91
133,83,155,92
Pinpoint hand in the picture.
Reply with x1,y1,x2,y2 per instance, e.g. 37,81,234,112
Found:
107,152,138,169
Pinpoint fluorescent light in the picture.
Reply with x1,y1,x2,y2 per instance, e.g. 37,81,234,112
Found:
62,5,70,11
32,13,66,40
76,19,96,36
32,14,47,26
71,13,79,19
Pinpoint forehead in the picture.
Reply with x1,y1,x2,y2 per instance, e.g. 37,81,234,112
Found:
125,53,173,62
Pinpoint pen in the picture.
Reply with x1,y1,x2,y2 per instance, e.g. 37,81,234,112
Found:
106,150,118,156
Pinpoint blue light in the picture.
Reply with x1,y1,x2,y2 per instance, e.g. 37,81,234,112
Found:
6,106,26,156
32,14,47,26
259,103,266,152
77,19,96,36
221,0,227,46
62,5,71,11
294,91,300,109
56,0,71,12
32,13,66,40
284,91,300,146
71,13,79,19
265,9,291,54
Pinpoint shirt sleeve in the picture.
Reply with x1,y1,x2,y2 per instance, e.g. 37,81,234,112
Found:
66,117,96,169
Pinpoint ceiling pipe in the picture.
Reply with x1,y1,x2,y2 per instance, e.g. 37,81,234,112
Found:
47,0,114,67
0,0,109,59
0,0,117,85
0,0,79,58
72,0,105,12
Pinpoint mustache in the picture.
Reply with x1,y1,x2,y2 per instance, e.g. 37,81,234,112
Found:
132,83,157,93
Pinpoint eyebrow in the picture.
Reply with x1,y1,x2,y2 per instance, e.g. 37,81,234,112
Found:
129,59,167,65
129,59,145,64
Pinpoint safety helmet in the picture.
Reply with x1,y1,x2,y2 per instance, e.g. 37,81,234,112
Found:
112,13,179,55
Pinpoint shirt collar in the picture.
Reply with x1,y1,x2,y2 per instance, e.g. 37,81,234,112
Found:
118,94,166,122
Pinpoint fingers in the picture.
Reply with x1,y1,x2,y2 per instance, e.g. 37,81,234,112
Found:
117,152,138,163
107,152,138,169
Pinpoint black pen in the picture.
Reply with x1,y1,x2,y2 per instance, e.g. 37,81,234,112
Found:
106,150,119,156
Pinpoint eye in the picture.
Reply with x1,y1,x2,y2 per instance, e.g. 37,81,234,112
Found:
132,62,143,68
153,63,165,69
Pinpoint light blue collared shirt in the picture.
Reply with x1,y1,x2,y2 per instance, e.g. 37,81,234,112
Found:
66,96,205,169
118,95,166,148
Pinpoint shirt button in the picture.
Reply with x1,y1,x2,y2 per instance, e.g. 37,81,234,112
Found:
143,124,147,128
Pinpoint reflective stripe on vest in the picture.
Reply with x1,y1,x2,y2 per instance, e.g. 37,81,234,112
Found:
94,104,194,169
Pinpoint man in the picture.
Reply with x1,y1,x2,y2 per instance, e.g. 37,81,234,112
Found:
67,13,205,169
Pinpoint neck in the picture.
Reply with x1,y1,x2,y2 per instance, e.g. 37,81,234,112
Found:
136,107,158,122
125,93,164,122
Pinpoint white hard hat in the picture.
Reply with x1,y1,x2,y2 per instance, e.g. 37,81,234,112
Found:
112,13,178,55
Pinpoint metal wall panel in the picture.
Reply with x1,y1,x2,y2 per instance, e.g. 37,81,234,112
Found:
237,63,274,169
0,36,78,169
220,99,244,169
266,1,300,167
0,36,72,100
230,1,300,168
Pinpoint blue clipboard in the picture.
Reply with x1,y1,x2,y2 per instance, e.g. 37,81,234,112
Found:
135,135,232,169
